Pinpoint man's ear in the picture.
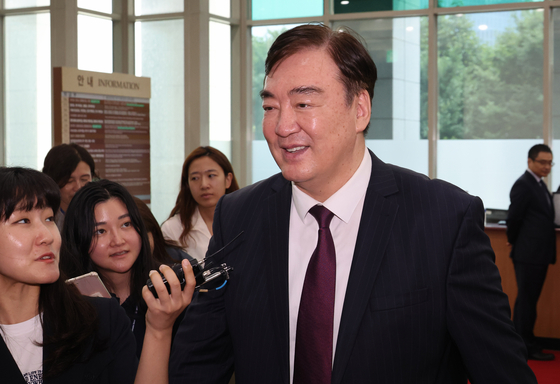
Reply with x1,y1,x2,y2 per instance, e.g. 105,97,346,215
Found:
355,89,371,134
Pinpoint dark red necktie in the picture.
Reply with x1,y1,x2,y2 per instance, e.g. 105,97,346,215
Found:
293,205,336,384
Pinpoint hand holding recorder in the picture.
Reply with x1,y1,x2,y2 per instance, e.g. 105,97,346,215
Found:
142,259,196,334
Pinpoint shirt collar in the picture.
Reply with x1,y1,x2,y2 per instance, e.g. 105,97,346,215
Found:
527,168,542,183
292,147,371,224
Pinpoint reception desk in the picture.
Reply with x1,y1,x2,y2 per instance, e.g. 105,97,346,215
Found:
485,225,560,339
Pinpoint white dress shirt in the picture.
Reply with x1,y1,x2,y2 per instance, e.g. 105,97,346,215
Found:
288,148,372,383
161,207,212,262
527,168,542,183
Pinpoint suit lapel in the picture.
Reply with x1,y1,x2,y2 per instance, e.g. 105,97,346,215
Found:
0,336,27,384
43,316,85,384
332,151,400,384
524,171,554,217
264,175,292,384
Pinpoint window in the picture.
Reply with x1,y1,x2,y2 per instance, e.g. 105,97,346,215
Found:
334,0,428,14
78,14,113,74
334,17,429,176
209,21,232,158
5,0,49,8
439,0,537,7
251,0,322,21
135,20,185,222
437,10,543,209
0,1,555,215
551,8,560,191
135,0,183,16
210,0,230,18
78,0,111,13
5,13,51,169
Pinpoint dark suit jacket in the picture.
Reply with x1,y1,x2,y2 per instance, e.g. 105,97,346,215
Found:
507,170,556,265
1,297,138,384
170,151,536,384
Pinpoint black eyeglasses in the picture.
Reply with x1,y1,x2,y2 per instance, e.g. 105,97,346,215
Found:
534,160,554,166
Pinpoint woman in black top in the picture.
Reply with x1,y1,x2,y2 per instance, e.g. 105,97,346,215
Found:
0,167,194,384
60,179,189,357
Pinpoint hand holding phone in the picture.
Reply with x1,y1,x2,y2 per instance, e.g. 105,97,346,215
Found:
66,272,111,298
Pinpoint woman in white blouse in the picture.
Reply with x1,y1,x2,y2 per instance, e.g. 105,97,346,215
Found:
162,146,239,262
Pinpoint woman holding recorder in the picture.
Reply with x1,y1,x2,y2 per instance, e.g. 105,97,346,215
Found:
60,179,188,358
0,166,193,383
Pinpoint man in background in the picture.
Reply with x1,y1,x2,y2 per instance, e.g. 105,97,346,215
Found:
507,144,556,361
170,24,536,383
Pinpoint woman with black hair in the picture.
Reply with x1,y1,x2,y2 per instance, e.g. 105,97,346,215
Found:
42,143,98,229
0,166,194,383
60,179,184,357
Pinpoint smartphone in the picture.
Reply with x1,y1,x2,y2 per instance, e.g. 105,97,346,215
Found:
66,272,111,298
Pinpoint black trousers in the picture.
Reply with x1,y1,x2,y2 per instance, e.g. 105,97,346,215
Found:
512,260,549,353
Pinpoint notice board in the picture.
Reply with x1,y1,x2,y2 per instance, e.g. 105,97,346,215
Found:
53,67,151,202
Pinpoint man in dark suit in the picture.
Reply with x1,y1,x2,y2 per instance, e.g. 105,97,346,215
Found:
507,144,556,361
169,24,536,383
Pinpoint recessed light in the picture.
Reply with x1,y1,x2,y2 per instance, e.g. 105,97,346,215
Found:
341,0,349,4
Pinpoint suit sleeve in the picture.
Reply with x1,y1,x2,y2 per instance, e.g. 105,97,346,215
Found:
169,198,234,384
446,197,537,383
506,180,530,245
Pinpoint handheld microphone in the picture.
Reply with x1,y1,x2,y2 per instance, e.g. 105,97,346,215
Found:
147,231,243,298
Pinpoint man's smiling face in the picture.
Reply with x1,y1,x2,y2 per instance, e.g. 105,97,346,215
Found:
261,48,370,201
